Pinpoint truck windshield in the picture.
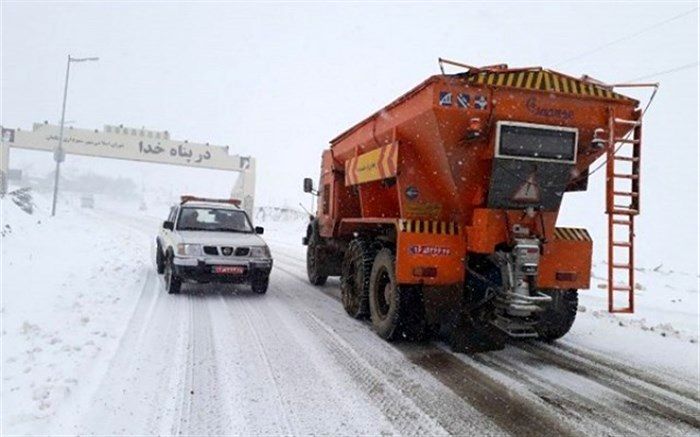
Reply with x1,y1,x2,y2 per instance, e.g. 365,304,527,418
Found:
176,207,253,233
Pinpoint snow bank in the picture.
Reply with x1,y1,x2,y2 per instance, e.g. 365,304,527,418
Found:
1,189,154,433
582,261,699,342
255,206,309,224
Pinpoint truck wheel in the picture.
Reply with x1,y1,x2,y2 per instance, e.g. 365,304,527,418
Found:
306,232,328,286
252,276,269,294
535,289,578,341
164,256,181,294
155,243,165,275
369,249,419,341
341,239,376,319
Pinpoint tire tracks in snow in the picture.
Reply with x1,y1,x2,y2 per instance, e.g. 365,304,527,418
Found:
172,293,196,436
297,311,448,435
275,257,563,436
173,292,230,436
215,291,299,435
76,273,189,434
533,341,700,402
272,262,504,435
399,344,577,436
218,284,421,435
274,260,570,435
464,347,693,436
514,342,700,432
271,247,700,436
52,269,156,432
231,296,298,435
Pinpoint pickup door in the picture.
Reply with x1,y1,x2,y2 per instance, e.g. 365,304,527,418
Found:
158,206,179,253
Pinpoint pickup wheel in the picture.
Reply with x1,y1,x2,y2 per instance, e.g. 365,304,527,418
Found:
155,242,165,275
164,255,181,294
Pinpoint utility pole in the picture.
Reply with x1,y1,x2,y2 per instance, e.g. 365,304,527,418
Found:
51,55,99,216
0,127,8,195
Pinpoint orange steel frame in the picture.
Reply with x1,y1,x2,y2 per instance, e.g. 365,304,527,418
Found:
605,108,643,313
314,64,644,303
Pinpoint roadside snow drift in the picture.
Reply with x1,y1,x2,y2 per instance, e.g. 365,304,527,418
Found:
2,191,153,432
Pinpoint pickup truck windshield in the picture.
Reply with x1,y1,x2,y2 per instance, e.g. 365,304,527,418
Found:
176,207,253,233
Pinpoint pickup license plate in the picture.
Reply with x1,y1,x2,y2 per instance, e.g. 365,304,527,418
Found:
213,265,245,275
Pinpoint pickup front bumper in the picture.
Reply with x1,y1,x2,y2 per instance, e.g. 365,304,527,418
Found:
173,257,272,284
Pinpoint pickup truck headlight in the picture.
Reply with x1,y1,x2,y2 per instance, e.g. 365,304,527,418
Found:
250,246,271,258
177,243,201,257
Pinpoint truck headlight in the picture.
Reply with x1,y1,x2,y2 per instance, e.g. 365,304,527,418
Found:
250,246,271,258
177,244,201,257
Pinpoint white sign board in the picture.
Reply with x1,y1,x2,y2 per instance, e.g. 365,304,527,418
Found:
1,123,256,217
6,123,251,172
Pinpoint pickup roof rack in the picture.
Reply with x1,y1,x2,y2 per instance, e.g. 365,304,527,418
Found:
179,195,242,207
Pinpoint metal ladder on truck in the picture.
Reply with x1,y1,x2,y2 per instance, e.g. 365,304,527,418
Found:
606,108,642,313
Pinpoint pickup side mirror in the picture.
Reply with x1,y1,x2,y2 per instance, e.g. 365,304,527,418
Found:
255,226,264,235
163,221,174,231
303,177,314,193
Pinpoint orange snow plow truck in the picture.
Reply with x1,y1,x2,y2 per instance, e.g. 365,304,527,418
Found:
302,60,653,352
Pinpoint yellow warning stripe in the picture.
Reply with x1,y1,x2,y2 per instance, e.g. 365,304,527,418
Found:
399,219,460,236
534,71,544,89
554,227,592,241
465,69,631,101
344,142,398,186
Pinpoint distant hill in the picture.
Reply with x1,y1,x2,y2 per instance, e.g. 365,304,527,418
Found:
255,206,310,223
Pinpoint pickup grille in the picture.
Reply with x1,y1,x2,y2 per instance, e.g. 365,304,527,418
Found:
201,246,250,256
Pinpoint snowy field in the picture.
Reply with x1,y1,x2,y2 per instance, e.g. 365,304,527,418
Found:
2,189,699,435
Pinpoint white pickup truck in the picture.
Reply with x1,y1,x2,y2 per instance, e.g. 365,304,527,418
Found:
155,196,273,294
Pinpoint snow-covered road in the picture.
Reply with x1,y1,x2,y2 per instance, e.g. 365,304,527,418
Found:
3,195,699,435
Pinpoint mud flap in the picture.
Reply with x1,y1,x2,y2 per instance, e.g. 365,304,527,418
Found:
448,310,506,353
400,285,430,341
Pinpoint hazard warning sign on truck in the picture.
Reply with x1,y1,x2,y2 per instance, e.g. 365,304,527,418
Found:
511,173,541,203
487,159,572,211
345,142,398,186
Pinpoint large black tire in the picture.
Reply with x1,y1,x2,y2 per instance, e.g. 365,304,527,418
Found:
368,249,426,341
306,227,328,286
252,276,269,294
340,239,376,319
163,255,181,294
155,242,165,275
535,289,578,341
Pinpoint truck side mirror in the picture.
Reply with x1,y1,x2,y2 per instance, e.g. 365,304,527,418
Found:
255,226,264,235
303,177,314,193
163,221,174,231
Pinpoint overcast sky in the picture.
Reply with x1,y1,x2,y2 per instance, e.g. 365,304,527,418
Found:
2,1,698,272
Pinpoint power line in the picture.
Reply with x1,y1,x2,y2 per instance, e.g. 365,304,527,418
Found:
625,62,699,82
555,7,698,67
